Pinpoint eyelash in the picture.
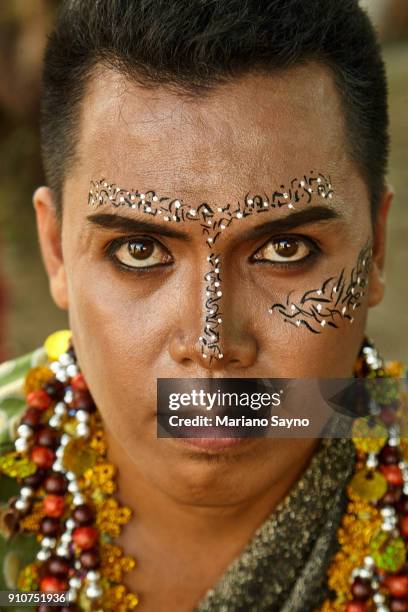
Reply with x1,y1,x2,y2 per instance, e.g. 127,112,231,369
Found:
104,233,321,273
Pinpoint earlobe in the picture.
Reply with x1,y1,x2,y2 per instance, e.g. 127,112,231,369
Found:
33,186,69,311
367,186,394,308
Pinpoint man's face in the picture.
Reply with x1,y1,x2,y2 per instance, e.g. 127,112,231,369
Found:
35,62,389,504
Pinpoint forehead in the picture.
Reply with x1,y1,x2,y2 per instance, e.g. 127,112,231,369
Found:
71,61,357,203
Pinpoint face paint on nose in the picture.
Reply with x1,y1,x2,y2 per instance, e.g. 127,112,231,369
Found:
199,253,223,360
88,171,334,363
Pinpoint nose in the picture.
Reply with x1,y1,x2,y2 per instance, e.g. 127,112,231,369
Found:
168,253,258,370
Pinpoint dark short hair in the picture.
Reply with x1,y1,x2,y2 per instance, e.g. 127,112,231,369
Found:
41,0,389,222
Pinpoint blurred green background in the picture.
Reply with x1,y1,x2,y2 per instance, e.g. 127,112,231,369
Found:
0,0,407,362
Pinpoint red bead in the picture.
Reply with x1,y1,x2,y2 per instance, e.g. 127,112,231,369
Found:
71,373,88,391
400,515,408,537
72,526,98,550
386,574,408,597
31,446,55,469
27,390,53,410
380,465,404,487
40,575,67,592
345,601,367,612
43,494,65,518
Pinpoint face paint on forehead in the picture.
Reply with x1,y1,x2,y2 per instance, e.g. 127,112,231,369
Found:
88,171,334,363
269,241,373,333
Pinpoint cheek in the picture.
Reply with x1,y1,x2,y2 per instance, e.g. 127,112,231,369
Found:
64,261,177,434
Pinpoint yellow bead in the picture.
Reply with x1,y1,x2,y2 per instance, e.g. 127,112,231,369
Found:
62,438,98,476
44,330,72,361
0,452,37,479
349,468,388,502
16,563,40,592
24,366,53,394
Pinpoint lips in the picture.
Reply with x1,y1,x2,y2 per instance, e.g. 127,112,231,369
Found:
175,436,255,451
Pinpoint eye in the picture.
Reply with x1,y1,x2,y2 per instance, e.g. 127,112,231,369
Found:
252,236,316,265
108,236,173,269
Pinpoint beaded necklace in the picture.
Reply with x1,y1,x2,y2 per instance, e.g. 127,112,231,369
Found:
0,330,407,612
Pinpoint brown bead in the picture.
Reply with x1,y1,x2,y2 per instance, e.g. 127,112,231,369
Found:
44,473,67,495
23,469,46,489
43,378,65,401
398,496,408,515
47,555,70,577
21,408,43,428
80,548,100,569
73,389,96,413
379,445,400,465
380,407,397,426
72,504,94,526
380,487,402,506
40,517,61,537
390,599,408,612
37,426,60,449
351,577,372,600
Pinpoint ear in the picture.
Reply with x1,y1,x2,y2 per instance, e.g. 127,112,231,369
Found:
33,186,68,310
367,185,394,308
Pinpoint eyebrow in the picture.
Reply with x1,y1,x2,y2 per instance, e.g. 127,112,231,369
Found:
86,213,192,240
86,205,343,242
239,205,343,240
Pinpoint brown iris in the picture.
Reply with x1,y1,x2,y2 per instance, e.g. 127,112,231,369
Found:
128,239,155,260
274,238,299,258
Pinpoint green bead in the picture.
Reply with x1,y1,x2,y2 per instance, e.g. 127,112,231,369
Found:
370,530,406,572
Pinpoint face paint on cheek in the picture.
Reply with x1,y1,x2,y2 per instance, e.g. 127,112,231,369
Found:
269,241,373,333
88,171,334,363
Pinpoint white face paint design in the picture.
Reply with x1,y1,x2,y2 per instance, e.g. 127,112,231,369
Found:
88,172,341,364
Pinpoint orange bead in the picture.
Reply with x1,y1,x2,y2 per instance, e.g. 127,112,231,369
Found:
71,373,88,391
385,574,408,598
40,576,67,592
27,390,53,410
31,446,55,469
346,601,367,612
380,465,404,487
72,526,98,550
400,515,408,537
43,494,65,518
